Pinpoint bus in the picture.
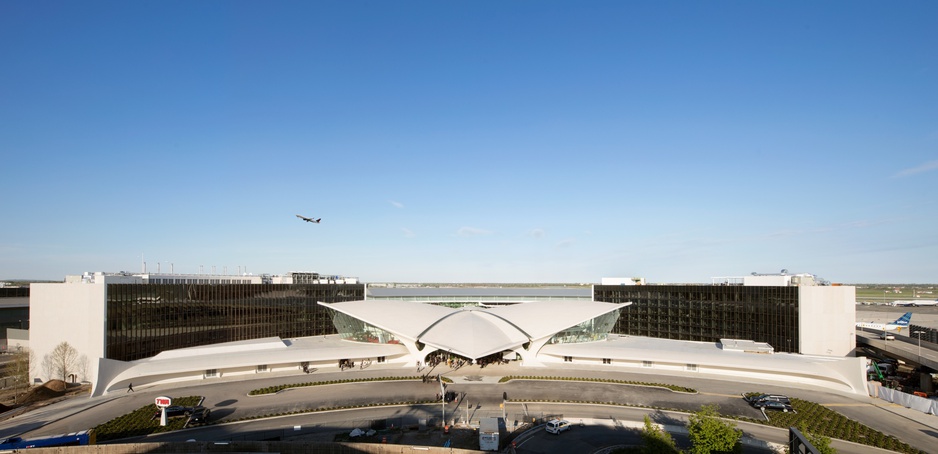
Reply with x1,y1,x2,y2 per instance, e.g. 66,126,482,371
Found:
0,430,94,449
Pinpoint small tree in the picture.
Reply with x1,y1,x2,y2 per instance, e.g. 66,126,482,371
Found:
9,348,33,402
641,414,679,453
687,404,742,454
41,341,80,382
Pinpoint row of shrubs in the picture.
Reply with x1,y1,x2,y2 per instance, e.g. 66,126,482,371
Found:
248,376,427,395
249,375,455,396
498,375,697,393
94,396,203,442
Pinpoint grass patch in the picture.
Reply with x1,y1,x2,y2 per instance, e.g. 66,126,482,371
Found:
93,396,203,442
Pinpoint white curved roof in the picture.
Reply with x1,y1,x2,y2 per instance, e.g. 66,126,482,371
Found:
319,299,628,358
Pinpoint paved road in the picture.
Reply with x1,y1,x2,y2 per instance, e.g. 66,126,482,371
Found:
1,363,935,453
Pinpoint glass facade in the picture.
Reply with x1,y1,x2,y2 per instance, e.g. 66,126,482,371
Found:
547,309,620,344
105,283,364,361
330,310,401,344
594,285,799,353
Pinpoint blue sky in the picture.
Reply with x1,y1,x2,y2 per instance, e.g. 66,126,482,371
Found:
1,1,936,284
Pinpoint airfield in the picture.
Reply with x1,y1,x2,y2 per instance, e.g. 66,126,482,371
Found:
855,305,938,330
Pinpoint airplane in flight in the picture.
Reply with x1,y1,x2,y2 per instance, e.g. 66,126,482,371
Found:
295,214,321,223
855,312,913,333
890,299,938,307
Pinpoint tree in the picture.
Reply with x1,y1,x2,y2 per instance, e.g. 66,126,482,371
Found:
641,414,679,453
8,348,33,402
41,341,80,382
687,404,742,454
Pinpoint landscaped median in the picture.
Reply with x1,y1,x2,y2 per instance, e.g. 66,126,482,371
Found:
93,396,204,442
742,392,924,454
248,375,452,396
497,375,698,393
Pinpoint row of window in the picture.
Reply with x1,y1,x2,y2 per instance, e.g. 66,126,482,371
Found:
565,356,697,371
105,284,364,361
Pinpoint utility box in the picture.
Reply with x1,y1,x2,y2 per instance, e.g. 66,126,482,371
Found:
479,417,504,451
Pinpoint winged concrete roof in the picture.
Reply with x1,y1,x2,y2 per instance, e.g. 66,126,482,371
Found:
319,299,629,359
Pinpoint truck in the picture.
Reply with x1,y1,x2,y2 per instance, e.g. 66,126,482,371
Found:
479,417,503,451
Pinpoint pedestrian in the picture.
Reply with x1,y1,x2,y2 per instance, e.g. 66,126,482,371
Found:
127,382,134,393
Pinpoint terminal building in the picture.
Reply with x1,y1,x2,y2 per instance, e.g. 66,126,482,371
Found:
26,270,865,397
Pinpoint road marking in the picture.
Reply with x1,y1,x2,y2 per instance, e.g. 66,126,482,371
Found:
821,403,874,407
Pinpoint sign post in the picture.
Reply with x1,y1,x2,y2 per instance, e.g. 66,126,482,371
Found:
155,396,172,427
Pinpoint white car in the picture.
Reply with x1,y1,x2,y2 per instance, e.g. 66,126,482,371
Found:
546,419,571,434
881,333,895,340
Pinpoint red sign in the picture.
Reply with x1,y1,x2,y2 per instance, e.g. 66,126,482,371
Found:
155,396,172,408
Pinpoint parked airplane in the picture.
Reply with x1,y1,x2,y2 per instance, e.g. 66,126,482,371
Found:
855,312,913,333
890,299,938,307
295,214,321,223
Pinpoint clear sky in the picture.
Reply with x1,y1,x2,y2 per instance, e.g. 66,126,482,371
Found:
1,1,936,284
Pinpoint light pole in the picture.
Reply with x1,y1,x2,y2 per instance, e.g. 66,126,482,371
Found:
438,374,445,427
914,330,924,361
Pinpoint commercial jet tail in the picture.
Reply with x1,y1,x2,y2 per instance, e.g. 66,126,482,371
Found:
892,312,912,328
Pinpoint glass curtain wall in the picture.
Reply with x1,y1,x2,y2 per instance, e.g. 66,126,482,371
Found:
330,311,400,344
547,309,620,344
594,285,799,353
105,283,364,361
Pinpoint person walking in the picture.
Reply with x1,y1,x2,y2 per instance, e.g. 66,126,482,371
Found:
127,382,134,393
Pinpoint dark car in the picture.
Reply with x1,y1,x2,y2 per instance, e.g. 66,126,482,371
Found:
745,394,790,405
753,400,795,412
187,407,211,424
153,405,206,420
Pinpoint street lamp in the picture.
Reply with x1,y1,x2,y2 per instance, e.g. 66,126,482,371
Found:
914,330,924,360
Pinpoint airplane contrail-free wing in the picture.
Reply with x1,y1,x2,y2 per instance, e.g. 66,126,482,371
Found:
295,214,321,223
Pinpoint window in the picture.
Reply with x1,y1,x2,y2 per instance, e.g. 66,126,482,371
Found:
256,365,268,373
377,356,386,363
204,369,218,378
602,358,612,364
686,364,698,371
563,356,573,362
642,361,653,368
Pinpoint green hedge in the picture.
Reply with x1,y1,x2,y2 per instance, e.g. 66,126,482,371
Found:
497,375,697,394
248,376,427,395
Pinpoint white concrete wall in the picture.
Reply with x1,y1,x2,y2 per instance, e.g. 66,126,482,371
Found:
743,275,791,286
799,285,856,356
30,283,107,383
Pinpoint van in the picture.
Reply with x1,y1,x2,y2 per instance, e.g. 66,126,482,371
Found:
545,419,570,434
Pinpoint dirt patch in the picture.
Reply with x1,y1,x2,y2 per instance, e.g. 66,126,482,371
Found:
0,380,90,419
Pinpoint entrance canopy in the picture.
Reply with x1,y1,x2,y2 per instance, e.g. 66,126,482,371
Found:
318,299,629,359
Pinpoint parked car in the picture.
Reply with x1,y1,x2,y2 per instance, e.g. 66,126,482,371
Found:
755,400,795,412
153,405,207,420
881,333,895,340
187,407,211,424
744,394,790,406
